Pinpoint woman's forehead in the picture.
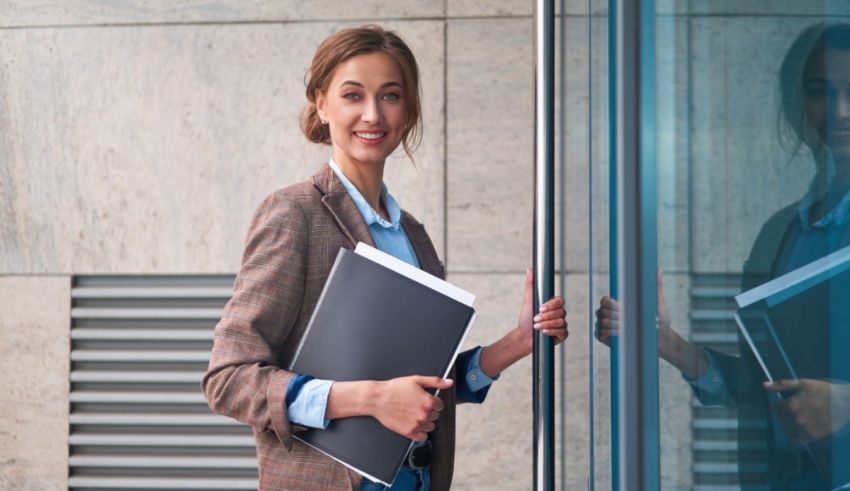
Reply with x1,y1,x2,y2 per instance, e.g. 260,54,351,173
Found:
805,48,850,84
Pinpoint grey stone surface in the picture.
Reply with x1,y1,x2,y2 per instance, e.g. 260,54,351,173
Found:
0,20,445,274
656,17,691,274
446,18,534,273
449,272,532,490
664,0,850,16
446,16,610,274
0,1,446,27
690,17,814,273
446,0,608,17
0,276,70,491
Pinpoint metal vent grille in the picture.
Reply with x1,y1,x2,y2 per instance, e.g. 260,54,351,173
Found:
69,275,258,490
690,274,768,491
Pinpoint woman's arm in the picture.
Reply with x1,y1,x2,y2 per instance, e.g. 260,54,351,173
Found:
202,192,308,447
479,269,569,378
326,376,453,441
594,270,709,380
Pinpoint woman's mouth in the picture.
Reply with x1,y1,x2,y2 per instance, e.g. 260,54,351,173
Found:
354,131,388,144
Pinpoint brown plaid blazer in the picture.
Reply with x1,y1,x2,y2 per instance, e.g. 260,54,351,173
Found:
202,163,456,490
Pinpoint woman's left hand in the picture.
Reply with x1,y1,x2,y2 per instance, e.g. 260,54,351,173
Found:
517,268,568,353
764,378,850,445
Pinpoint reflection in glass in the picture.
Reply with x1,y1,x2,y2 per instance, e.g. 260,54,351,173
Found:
596,20,850,490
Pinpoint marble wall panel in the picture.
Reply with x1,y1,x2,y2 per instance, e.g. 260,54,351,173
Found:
561,16,612,275
446,0,608,17
449,272,531,489
0,276,70,490
446,16,612,275
690,17,815,273
0,20,445,274
0,1,446,27
665,0,850,16
446,18,534,273
656,17,691,274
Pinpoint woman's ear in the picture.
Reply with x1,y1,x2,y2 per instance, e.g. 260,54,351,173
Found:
315,89,327,119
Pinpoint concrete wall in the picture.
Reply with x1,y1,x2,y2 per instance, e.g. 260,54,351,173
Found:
0,2,588,489
0,277,70,490
3,0,847,489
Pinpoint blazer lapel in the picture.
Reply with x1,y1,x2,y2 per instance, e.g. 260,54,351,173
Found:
402,212,444,279
313,164,376,249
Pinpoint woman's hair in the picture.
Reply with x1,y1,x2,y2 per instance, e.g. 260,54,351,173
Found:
300,25,422,161
779,22,850,155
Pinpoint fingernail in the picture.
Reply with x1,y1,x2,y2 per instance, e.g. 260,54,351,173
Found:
533,323,541,329
533,315,541,322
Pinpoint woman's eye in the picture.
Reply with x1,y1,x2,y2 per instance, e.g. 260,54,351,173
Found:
383,92,401,101
342,93,360,101
805,87,826,98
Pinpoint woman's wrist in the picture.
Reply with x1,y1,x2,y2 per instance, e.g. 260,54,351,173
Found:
480,327,529,378
326,380,380,420
659,327,707,380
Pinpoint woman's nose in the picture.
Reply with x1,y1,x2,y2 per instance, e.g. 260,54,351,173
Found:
361,97,381,123
836,90,850,121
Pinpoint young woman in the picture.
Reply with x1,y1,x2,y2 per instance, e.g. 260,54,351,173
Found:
595,22,850,490
203,25,568,491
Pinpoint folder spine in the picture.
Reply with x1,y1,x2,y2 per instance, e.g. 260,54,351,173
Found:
288,247,349,372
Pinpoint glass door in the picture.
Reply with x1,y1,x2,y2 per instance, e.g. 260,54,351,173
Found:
561,0,850,489
599,1,850,489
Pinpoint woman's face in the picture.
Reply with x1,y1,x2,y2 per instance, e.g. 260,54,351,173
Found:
804,47,850,162
316,52,407,169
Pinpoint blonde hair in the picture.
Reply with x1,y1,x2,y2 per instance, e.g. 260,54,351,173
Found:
300,25,422,161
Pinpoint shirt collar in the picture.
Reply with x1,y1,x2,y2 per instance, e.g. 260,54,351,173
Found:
328,158,402,230
795,147,850,229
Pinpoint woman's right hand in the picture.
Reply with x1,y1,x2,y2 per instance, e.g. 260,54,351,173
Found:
371,376,453,441
593,270,709,380
594,269,672,348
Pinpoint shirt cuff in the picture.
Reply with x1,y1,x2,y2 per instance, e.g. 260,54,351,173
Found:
463,346,499,393
287,378,334,429
682,349,725,395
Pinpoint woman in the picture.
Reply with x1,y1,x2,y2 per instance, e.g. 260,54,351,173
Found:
595,22,850,489
202,25,568,491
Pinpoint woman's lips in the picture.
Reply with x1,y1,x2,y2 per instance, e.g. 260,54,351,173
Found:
353,131,388,145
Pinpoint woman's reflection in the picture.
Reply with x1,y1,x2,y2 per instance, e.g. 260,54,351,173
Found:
596,22,850,490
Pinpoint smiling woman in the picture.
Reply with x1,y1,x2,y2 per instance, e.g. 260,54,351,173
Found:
201,25,568,491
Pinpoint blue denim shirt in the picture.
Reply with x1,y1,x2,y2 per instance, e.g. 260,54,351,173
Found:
287,159,498,490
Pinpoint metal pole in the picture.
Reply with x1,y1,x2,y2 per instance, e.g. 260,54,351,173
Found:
532,0,556,490
615,0,660,488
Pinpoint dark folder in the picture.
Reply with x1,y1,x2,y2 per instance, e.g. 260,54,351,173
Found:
734,244,850,487
288,242,477,486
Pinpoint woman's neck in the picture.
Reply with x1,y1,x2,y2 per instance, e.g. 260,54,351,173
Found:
333,154,387,218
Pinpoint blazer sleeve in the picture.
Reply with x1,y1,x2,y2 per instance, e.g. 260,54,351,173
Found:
202,191,308,450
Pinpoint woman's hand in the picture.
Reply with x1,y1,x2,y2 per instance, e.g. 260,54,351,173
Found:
326,376,452,440
595,269,673,345
517,268,569,353
371,376,453,441
594,270,708,380
764,378,850,445
479,269,568,378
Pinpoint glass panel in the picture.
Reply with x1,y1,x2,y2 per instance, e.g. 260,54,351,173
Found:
556,0,612,488
648,1,850,489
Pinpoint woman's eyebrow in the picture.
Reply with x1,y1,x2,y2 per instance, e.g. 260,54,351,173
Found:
340,80,403,89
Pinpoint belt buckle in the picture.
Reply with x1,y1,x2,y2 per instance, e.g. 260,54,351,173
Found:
407,441,431,470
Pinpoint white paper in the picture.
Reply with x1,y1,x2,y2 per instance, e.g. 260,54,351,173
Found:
354,242,475,307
